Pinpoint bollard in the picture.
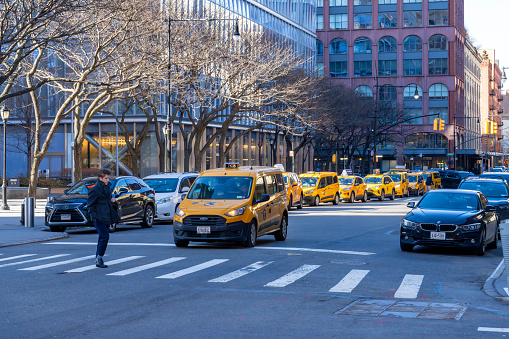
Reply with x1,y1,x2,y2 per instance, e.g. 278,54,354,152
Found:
24,197,35,228
500,220,509,296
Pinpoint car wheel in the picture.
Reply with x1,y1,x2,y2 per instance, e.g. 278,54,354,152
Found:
49,226,66,232
406,190,410,198
400,241,414,252
108,223,117,233
361,191,368,202
475,229,486,256
313,196,320,206
390,190,395,200
141,205,154,228
348,193,354,203
274,216,287,241
174,238,189,247
333,194,340,205
288,195,292,210
243,220,257,247
378,190,385,201
297,195,303,210
487,226,499,249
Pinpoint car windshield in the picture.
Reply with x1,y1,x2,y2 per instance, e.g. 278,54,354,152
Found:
459,182,509,197
418,192,480,211
364,177,382,184
301,177,318,187
66,178,117,195
187,176,253,200
387,174,401,182
144,178,179,193
338,178,354,185
408,176,418,183
491,168,503,172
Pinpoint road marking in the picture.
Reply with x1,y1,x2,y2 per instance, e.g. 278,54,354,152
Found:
0,254,36,262
505,287,509,296
478,327,509,333
394,274,424,299
19,255,96,271
45,242,174,246
0,254,70,268
65,256,144,273
156,259,229,279
107,257,187,276
209,261,273,283
265,265,321,288
329,269,370,293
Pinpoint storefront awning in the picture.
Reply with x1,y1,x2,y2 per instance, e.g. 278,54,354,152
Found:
456,149,481,155
403,148,447,156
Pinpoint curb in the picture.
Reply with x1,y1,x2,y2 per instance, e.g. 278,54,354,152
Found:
0,232,69,248
483,259,509,303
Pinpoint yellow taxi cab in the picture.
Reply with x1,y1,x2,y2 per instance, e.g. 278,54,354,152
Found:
408,173,425,196
363,174,396,201
338,176,368,203
423,171,442,189
173,163,288,248
386,172,410,197
283,172,304,210
299,172,340,206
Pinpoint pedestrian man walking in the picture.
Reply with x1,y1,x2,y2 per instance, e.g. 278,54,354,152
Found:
425,174,433,193
87,169,120,268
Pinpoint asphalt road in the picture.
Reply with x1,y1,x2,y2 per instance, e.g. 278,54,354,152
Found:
0,197,507,338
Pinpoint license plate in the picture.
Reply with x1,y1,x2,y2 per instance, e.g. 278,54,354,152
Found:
61,214,71,221
430,232,445,240
197,226,210,234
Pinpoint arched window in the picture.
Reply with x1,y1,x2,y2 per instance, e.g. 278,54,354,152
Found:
403,35,422,76
354,37,372,77
330,38,347,54
354,37,372,54
429,83,448,99
403,84,423,100
428,34,447,51
355,85,373,97
378,36,397,76
378,36,397,53
403,35,422,52
316,39,323,55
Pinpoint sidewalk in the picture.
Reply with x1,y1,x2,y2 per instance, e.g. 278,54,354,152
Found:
483,259,509,303
0,199,68,248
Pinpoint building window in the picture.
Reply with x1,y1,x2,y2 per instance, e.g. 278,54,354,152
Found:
354,0,372,4
405,133,448,149
429,58,448,75
354,14,372,29
429,34,448,51
378,12,397,28
330,38,347,54
403,11,422,27
354,37,372,53
330,61,348,78
355,85,373,97
429,0,447,2
403,59,422,75
429,107,448,123
429,10,448,26
317,0,323,7
378,85,397,103
403,35,422,52
404,84,423,100
317,39,323,55
317,62,324,77
403,108,423,124
317,15,323,30
330,14,348,30
429,83,448,99
379,0,396,3
330,0,347,6
378,36,397,53
403,0,421,2
378,60,397,76
354,61,373,77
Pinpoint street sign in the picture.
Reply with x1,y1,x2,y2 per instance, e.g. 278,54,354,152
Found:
447,153,454,156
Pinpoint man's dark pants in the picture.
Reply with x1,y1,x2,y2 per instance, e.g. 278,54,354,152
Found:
94,220,109,257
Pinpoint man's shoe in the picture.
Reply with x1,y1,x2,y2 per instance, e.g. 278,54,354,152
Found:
95,258,108,268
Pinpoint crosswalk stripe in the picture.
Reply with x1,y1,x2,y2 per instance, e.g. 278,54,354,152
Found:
0,254,70,268
329,269,370,293
209,261,274,283
0,254,37,262
65,256,145,273
156,259,229,279
394,274,424,299
107,257,187,276
265,264,321,288
19,255,97,271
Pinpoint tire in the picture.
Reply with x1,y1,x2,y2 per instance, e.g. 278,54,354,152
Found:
313,195,320,206
49,226,66,232
274,216,288,241
475,229,486,256
348,193,355,203
108,223,117,233
487,226,499,249
141,205,154,228
333,194,340,205
378,190,385,201
400,241,414,252
361,191,368,202
406,189,410,198
288,196,292,210
174,238,189,247
297,195,303,209
243,220,257,247
389,190,395,200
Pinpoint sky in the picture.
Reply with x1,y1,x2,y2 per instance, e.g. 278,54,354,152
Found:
464,0,509,88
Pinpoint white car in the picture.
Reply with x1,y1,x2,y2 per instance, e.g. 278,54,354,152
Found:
143,172,198,222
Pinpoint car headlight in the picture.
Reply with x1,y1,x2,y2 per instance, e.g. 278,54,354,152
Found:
305,189,314,195
225,206,247,217
175,207,186,217
157,196,173,204
402,219,419,229
461,223,481,231
373,186,380,190
342,187,352,192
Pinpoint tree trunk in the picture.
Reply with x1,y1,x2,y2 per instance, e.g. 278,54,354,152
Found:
73,143,83,183
218,130,228,167
28,155,43,198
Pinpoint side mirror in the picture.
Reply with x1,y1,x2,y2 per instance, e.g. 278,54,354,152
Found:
63,189,69,194
485,205,496,212
292,182,298,187
118,187,128,195
256,194,270,204
181,187,190,193
181,194,187,200
407,202,416,208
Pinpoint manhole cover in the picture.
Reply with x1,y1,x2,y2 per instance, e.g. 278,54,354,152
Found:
330,260,366,266
265,252,302,256
335,299,467,320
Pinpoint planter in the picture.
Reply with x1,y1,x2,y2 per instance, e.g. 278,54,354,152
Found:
1,187,50,199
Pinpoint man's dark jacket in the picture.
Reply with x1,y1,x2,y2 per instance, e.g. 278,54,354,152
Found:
87,179,121,225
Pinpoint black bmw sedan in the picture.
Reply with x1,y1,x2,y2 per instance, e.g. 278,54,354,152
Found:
45,176,156,232
400,189,499,256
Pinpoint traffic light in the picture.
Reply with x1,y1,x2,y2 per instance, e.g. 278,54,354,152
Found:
485,121,493,134
438,119,445,131
493,122,498,134
433,118,439,131
332,154,336,163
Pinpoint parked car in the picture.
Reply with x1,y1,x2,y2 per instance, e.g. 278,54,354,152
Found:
143,172,199,222
400,189,499,255
458,176,509,221
338,175,368,203
299,172,340,206
386,172,410,197
363,174,396,201
45,176,156,232
282,172,304,210
440,170,474,189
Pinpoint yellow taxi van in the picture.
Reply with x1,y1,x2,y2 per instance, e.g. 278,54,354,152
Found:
363,174,396,201
386,172,410,197
173,163,288,248
283,172,304,210
338,176,368,203
423,171,442,189
299,172,340,206
408,173,425,196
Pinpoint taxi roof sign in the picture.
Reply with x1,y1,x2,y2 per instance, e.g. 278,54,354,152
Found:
225,162,240,169
274,164,285,172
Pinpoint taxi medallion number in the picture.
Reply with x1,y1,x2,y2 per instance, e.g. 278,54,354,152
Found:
430,232,445,240
197,226,211,234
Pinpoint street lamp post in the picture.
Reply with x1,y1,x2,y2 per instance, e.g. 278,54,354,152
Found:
269,137,275,166
1,106,10,210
